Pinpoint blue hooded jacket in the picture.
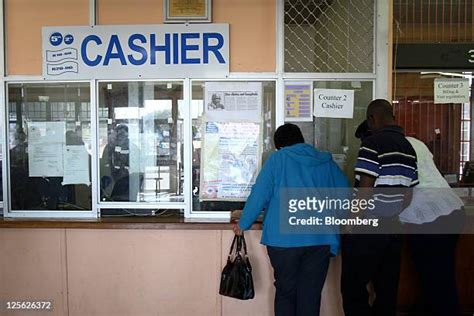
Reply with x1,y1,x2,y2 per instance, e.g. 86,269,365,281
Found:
238,143,349,255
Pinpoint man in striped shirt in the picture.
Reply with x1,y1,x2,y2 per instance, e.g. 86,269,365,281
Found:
341,99,418,316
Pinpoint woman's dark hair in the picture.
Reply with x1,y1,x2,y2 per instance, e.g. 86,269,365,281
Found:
274,123,305,150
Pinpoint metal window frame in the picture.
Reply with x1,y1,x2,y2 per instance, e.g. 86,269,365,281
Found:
0,0,388,219
94,78,187,215
3,79,98,218
186,77,278,220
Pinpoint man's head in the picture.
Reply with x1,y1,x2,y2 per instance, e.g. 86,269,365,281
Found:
355,120,372,140
212,94,221,104
274,123,305,150
115,124,129,145
366,99,395,131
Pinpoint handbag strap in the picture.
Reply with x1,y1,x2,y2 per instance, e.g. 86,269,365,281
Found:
235,234,248,256
240,234,248,255
228,234,239,257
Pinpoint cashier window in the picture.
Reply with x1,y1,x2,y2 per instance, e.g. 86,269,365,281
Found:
7,82,92,211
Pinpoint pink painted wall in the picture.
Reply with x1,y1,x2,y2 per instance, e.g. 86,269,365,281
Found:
6,0,276,75
0,229,68,316
0,229,344,316
6,0,90,75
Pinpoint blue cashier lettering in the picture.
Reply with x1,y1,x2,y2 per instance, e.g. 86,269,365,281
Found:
80,32,226,67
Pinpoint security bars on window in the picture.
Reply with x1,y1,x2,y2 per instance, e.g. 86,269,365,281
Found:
284,0,375,73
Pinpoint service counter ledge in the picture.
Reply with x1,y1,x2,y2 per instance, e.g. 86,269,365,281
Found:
1,215,473,316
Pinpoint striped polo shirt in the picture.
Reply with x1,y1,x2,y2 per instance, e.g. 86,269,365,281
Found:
354,125,419,216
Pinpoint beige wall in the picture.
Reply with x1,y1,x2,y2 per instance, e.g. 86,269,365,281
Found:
0,229,343,316
6,0,90,75
6,0,275,75
213,0,275,72
97,0,163,24
0,229,68,316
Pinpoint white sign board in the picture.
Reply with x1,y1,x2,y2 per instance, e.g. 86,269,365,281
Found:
434,78,470,104
313,89,354,119
204,82,262,123
42,24,229,79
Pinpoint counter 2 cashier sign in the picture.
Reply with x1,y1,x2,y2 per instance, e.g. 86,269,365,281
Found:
313,89,354,119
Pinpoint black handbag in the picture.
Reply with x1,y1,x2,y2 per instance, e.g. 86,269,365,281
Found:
219,233,255,300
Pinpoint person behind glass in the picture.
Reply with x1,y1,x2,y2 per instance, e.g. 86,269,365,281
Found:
100,123,140,201
354,120,465,316
341,99,418,316
233,123,349,316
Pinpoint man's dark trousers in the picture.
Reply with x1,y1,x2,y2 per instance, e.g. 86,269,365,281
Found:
341,233,402,316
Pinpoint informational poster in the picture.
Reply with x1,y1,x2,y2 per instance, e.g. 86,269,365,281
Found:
28,143,64,177
313,89,354,119
200,122,261,201
434,78,470,104
62,145,90,185
204,82,262,122
284,81,313,121
28,122,66,177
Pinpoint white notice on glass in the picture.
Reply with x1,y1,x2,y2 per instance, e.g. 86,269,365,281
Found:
313,89,354,119
28,143,64,177
204,82,262,122
28,121,66,144
434,78,470,104
62,145,90,185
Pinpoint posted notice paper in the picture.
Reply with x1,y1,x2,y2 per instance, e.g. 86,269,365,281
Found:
434,78,470,104
313,89,354,119
28,121,66,177
284,81,313,121
28,143,64,177
204,82,262,122
62,145,90,186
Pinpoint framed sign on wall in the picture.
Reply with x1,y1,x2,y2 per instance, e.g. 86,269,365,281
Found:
164,0,212,23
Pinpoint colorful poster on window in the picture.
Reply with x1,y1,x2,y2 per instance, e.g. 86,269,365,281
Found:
200,122,262,201
284,81,313,121
204,82,262,122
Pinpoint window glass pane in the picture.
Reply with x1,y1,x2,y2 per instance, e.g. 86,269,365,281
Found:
98,81,184,203
284,0,374,73
8,83,91,210
191,81,276,212
289,81,373,182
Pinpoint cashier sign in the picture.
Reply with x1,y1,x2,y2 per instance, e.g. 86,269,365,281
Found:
42,24,229,79
314,89,354,119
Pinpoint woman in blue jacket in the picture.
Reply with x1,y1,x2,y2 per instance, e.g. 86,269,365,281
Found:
233,123,349,316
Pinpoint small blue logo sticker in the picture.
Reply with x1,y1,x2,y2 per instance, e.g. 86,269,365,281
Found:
50,32,63,46
64,34,74,45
